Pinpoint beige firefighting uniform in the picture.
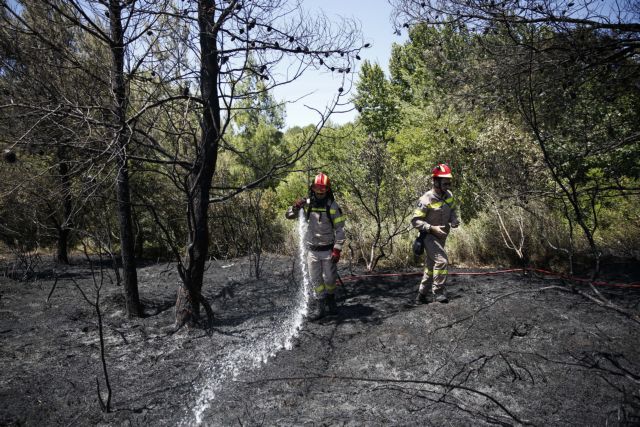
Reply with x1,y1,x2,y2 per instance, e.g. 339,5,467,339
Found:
411,189,458,295
286,199,346,298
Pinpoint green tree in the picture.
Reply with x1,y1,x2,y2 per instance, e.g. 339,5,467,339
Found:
1,0,149,315
389,22,476,110
229,62,286,187
479,24,640,274
336,62,409,270
0,1,111,265
353,61,400,139
219,68,288,277
390,3,640,274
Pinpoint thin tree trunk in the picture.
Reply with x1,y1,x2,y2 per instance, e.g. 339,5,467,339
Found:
110,0,141,317
175,0,220,327
56,148,72,264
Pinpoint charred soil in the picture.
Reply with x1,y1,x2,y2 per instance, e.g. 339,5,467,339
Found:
1,254,639,426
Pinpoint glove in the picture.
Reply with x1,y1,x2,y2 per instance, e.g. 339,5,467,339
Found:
293,198,305,210
430,225,447,238
450,220,460,228
331,248,341,263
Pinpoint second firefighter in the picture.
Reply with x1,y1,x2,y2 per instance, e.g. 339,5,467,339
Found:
411,164,460,304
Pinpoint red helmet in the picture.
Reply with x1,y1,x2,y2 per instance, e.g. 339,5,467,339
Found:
311,172,330,191
432,163,453,178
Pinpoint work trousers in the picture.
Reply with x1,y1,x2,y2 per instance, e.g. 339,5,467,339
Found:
307,249,337,299
418,234,449,295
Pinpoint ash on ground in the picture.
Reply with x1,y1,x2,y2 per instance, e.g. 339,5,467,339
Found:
1,254,639,426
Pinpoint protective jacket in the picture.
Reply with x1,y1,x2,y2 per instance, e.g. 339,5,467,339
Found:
411,188,458,297
411,189,458,237
286,198,346,251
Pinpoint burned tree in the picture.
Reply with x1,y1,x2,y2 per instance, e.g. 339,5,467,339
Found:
0,0,180,316
161,0,365,327
1,0,365,326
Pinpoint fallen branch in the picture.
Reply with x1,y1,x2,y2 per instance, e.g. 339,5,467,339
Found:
246,374,532,425
552,284,640,325
433,284,640,337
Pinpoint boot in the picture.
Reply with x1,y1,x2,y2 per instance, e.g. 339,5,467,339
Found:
326,293,338,315
434,290,449,303
415,291,428,305
310,297,327,321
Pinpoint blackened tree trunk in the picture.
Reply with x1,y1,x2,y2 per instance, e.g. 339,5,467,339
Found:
109,0,141,317
175,0,221,327
56,229,70,264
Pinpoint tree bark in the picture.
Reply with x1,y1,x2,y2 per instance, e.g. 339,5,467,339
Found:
175,0,220,327
56,228,70,264
110,0,141,317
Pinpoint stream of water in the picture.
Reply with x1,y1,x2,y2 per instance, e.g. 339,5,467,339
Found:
188,209,310,425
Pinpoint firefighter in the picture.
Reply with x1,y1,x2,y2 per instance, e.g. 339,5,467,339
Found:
286,172,346,320
411,163,460,304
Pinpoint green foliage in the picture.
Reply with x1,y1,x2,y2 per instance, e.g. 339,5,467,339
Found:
389,22,476,108
0,162,46,250
502,26,640,252
317,123,415,270
226,62,288,188
225,123,285,188
594,184,640,258
0,0,116,261
275,172,309,209
463,118,548,217
233,58,285,134
447,201,556,268
388,19,640,269
2,3,638,273
207,188,285,261
353,61,400,139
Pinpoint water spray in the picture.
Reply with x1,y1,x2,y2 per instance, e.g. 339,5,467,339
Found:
188,209,311,425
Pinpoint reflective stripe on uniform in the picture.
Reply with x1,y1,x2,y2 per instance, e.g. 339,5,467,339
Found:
333,215,346,224
309,206,346,225
446,196,456,208
424,195,456,210
325,283,336,293
314,283,326,294
433,269,448,276
429,198,453,208
424,268,433,276
413,208,427,218
326,207,346,221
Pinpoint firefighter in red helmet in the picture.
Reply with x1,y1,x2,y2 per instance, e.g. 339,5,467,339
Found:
286,172,346,320
411,164,460,304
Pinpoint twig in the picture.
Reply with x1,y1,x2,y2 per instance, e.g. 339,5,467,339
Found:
46,276,59,303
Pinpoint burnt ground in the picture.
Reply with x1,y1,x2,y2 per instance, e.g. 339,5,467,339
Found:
1,253,640,426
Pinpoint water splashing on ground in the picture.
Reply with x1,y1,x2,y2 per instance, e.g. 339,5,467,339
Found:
188,210,311,425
